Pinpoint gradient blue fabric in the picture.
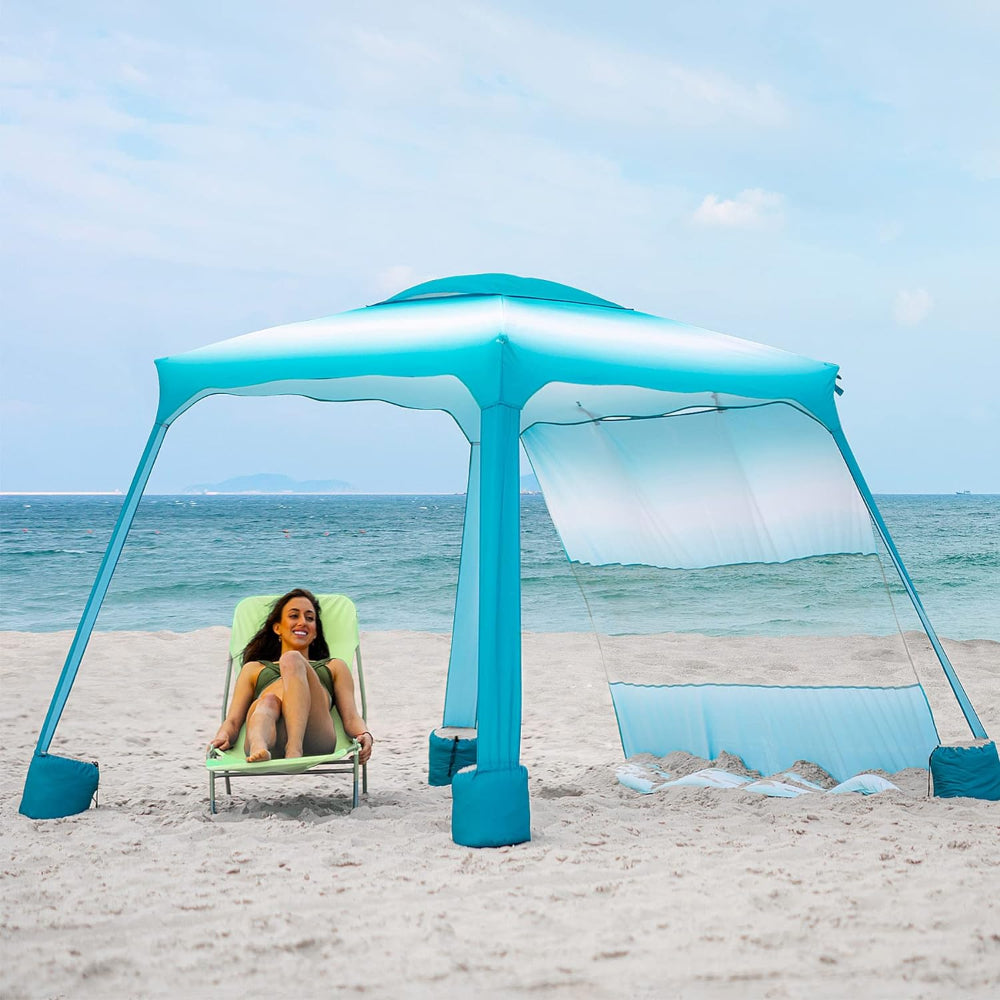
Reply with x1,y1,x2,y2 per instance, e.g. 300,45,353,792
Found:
610,682,940,783
523,403,874,568
150,281,842,428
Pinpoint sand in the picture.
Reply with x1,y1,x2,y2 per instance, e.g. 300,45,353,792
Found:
1,628,998,999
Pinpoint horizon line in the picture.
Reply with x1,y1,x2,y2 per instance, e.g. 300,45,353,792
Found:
2,490,996,498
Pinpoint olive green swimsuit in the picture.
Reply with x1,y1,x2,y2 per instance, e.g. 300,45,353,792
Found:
254,658,335,701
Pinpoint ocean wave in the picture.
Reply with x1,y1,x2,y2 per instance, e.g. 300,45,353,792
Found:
107,578,251,601
3,547,95,558
937,551,1000,568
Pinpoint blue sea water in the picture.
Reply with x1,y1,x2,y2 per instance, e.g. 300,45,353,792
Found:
1,494,998,639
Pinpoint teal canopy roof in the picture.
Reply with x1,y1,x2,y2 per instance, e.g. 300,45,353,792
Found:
378,273,626,309
154,272,841,434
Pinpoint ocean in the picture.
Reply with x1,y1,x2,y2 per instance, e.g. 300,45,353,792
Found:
1,494,998,639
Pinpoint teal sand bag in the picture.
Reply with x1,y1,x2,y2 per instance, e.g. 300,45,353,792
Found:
930,742,1000,800
19,752,99,819
451,765,530,847
428,728,478,786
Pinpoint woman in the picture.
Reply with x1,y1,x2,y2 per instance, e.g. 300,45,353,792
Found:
210,588,373,765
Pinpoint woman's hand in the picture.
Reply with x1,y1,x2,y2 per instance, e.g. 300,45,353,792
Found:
210,720,239,751
357,731,374,765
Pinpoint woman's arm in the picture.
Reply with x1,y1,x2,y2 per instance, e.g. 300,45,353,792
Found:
210,662,261,750
330,659,373,764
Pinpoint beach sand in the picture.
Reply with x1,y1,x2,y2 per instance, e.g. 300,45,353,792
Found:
1,628,998,999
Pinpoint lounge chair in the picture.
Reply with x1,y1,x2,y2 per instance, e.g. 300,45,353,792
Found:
205,593,368,813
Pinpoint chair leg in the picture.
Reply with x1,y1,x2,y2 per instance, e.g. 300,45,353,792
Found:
209,773,216,815
362,762,368,796
352,755,360,809
224,776,231,796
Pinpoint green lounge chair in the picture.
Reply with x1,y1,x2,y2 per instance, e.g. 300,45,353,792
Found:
206,593,368,813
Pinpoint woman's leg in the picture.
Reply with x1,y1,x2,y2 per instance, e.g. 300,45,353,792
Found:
245,692,281,762
279,651,339,758
277,651,311,759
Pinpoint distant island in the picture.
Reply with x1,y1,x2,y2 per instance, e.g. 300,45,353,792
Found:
182,473,355,495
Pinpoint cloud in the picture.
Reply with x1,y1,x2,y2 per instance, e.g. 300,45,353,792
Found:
692,188,784,228
0,8,712,282
453,8,789,131
893,288,933,326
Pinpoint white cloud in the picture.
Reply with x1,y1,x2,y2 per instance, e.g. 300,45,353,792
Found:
692,188,784,228
0,9,702,281
457,7,789,131
893,288,933,326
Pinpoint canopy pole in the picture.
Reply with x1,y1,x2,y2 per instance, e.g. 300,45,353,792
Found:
451,401,530,846
442,442,480,727
31,421,170,755
832,429,987,739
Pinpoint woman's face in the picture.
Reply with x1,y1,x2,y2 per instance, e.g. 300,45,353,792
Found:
273,596,318,653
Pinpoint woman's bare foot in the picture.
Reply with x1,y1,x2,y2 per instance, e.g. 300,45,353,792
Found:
284,744,304,760
246,744,272,763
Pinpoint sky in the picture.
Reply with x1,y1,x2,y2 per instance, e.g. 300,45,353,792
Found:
2,1,999,494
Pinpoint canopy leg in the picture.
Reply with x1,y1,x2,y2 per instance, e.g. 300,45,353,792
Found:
19,421,169,819
442,442,480,727
430,444,482,786
451,402,530,847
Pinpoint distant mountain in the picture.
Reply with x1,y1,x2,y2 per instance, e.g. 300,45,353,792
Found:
183,473,355,494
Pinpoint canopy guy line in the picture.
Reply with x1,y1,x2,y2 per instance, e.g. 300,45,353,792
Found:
870,517,923,690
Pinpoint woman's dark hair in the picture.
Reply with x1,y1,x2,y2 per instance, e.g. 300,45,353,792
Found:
241,588,330,664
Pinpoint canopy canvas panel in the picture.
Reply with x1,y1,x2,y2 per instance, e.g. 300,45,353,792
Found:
20,274,988,844
589,606,944,783
523,402,875,570
611,682,940,782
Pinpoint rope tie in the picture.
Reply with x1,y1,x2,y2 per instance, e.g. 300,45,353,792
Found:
871,516,922,687
567,557,612,690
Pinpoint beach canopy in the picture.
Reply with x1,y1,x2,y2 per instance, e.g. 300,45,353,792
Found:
21,274,987,842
